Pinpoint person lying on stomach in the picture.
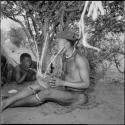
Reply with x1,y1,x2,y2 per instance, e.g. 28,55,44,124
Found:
15,53,37,84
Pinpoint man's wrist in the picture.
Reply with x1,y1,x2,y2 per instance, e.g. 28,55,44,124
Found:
62,81,66,87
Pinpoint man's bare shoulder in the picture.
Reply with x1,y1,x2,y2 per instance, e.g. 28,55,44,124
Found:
76,52,89,64
75,52,89,69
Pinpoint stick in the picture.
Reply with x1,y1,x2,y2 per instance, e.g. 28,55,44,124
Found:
44,47,64,77
39,33,49,73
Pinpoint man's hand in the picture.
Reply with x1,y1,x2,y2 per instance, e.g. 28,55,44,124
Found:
22,68,28,74
27,68,37,73
49,77,64,87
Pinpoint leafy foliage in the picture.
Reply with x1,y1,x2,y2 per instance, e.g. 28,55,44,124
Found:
1,1,125,77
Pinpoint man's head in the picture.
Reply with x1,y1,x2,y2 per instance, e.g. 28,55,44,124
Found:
56,30,78,54
20,53,32,68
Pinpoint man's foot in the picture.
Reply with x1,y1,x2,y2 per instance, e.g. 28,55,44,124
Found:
1,100,5,111
1,99,9,112
2,95,9,99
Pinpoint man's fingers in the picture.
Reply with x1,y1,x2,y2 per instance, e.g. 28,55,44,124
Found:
50,84,56,88
49,82,56,87
49,79,56,83
49,81,55,85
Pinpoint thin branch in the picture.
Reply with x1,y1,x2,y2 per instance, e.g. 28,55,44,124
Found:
2,11,37,57
24,15,34,39
29,14,39,37
64,8,79,12
61,10,65,29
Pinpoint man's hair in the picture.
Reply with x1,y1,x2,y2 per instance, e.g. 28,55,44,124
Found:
56,30,78,47
20,53,31,62
66,39,78,47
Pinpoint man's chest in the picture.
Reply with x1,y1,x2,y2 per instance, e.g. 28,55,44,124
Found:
65,61,76,73
63,60,80,82
63,58,79,80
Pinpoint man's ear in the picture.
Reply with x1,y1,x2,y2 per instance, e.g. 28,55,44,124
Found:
64,43,68,50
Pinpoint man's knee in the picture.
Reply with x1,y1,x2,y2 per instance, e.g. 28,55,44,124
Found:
28,83,41,93
38,89,51,97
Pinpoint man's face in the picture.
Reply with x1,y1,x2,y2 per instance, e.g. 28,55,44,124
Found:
56,38,68,54
21,57,32,68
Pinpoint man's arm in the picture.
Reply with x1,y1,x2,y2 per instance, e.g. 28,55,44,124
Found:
27,61,37,81
63,55,90,89
15,66,27,84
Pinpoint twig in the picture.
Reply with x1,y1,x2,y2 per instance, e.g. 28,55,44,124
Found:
44,47,64,76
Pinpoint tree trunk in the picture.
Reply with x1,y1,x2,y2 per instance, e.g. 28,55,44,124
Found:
40,18,50,73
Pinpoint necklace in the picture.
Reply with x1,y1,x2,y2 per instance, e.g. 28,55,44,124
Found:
66,48,76,59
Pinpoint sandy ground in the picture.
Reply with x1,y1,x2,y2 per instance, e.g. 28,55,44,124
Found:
1,70,124,124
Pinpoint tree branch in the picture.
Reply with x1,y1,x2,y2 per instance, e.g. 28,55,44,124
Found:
60,10,65,30
29,14,39,37
24,15,34,39
2,11,37,57
64,8,79,12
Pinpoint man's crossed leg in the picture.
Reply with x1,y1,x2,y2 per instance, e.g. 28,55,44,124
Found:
2,81,86,111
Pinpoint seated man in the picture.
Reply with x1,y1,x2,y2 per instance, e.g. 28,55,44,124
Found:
14,53,37,84
2,30,90,111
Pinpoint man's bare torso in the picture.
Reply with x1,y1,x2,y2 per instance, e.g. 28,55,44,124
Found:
62,49,88,83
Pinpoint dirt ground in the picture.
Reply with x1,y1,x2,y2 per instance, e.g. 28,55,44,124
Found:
1,69,124,124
